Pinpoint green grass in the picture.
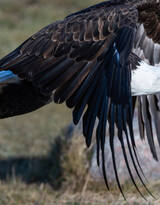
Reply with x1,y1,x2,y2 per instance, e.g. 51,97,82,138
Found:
0,0,160,204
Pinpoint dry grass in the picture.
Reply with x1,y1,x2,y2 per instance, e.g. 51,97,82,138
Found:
0,0,160,204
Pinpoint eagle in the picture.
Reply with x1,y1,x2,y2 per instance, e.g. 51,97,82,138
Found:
0,0,160,199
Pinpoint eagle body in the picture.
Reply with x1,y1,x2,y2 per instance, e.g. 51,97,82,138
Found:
0,0,160,198
131,61,160,96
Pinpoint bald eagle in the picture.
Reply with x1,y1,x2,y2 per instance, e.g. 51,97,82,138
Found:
0,0,160,198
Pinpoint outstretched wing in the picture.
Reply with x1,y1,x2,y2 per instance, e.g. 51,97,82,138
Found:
0,0,150,198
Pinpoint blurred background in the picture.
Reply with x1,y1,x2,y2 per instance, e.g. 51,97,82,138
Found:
0,0,160,204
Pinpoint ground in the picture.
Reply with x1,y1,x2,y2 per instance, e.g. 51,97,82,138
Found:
0,0,160,204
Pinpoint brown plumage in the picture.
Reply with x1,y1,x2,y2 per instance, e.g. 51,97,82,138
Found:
0,0,160,199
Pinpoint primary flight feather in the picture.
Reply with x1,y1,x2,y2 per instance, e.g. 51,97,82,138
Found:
0,0,160,198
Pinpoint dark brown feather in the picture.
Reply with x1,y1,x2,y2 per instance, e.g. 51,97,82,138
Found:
138,2,160,44
0,0,159,198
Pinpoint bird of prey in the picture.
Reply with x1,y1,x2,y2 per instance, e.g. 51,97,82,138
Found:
0,0,160,199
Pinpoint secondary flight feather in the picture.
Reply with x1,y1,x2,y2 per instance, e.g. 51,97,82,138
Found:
0,0,160,198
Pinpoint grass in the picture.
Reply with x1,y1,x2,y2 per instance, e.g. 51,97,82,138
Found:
0,0,160,204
